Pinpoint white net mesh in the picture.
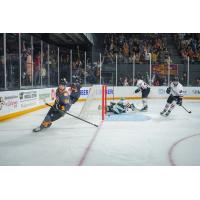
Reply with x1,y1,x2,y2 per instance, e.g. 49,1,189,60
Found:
79,85,105,125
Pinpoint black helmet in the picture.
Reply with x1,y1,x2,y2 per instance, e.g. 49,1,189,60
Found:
70,83,76,88
59,78,67,86
172,76,179,82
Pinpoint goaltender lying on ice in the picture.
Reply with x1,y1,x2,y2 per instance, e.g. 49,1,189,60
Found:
98,98,137,115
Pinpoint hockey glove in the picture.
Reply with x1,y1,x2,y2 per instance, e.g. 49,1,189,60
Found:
58,108,65,116
53,102,59,110
135,88,140,93
176,97,182,106
166,87,171,94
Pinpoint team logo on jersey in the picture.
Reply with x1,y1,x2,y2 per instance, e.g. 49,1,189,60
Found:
0,97,5,110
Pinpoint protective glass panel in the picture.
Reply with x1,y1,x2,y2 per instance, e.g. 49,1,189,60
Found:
6,33,20,90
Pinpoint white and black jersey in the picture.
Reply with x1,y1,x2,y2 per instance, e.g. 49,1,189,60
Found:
136,79,150,91
136,79,150,98
166,82,183,104
170,82,183,97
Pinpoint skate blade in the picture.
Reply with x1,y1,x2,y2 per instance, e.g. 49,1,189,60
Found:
32,128,42,132
140,110,148,112
163,114,169,117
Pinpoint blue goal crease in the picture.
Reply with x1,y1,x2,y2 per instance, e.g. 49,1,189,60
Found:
105,113,151,121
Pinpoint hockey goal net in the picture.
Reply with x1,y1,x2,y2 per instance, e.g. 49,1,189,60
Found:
79,85,107,125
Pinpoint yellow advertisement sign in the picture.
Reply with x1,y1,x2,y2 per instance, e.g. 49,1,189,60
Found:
152,64,178,75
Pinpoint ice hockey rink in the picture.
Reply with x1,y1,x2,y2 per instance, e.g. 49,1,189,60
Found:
0,99,200,166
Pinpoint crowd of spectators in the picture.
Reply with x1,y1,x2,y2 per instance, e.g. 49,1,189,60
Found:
71,55,101,84
117,72,192,87
1,34,200,90
117,73,167,86
174,33,200,64
103,33,170,64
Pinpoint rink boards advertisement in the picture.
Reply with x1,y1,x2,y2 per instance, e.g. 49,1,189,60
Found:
0,86,200,120
79,86,200,100
0,88,57,120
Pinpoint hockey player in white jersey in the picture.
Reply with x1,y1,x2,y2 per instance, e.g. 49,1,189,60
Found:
134,76,151,111
160,76,183,117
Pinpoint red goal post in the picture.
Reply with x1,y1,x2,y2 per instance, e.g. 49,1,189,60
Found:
79,85,108,125
102,85,107,120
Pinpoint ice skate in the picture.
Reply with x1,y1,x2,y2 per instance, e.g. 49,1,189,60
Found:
140,105,148,112
160,109,167,115
164,110,171,117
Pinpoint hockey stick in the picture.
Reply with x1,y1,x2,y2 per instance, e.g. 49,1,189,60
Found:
181,105,192,114
170,87,192,114
44,101,98,127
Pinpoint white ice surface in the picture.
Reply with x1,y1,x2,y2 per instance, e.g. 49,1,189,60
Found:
0,99,200,166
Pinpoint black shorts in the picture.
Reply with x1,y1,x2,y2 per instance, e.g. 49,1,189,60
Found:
167,94,179,104
142,87,150,98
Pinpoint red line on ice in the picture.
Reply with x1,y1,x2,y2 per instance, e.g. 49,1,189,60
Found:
168,133,200,166
78,121,103,166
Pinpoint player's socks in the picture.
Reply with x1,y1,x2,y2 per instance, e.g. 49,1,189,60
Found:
164,103,175,117
160,103,170,115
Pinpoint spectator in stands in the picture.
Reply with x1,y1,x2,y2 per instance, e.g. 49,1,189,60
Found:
103,33,168,64
123,42,129,63
42,51,48,85
0,55,4,89
135,53,140,64
180,72,187,86
123,77,129,86
129,78,133,86
118,51,124,63
34,52,41,85
151,50,158,63
22,41,32,85
118,77,124,86
175,33,200,64
49,57,57,85
196,77,200,86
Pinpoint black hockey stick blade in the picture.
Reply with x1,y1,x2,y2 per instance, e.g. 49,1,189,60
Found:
181,105,192,114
